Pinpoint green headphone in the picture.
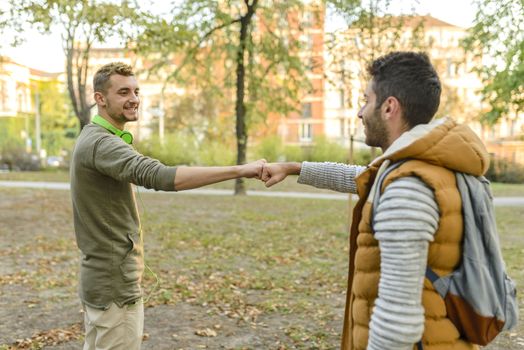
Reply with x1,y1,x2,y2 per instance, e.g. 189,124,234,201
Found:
91,115,133,144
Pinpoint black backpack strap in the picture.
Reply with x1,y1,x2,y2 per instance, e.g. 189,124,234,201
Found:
371,159,408,233
425,267,440,283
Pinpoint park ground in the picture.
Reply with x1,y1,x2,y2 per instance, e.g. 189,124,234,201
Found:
0,172,523,349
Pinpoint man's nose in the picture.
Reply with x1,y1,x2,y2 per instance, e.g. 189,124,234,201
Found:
130,94,139,104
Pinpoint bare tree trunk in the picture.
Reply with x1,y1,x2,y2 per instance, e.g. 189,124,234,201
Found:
65,32,83,129
234,0,258,195
65,28,93,131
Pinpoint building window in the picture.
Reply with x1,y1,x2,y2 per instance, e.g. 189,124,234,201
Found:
0,80,7,111
303,11,315,28
299,122,313,142
18,92,23,111
302,103,312,118
339,118,346,138
446,58,453,77
304,34,314,51
510,119,517,137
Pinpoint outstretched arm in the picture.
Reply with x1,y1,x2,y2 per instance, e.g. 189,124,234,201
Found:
174,159,266,191
261,162,302,187
262,161,366,194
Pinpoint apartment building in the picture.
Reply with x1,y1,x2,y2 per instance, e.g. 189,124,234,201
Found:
323,16,482,144
322,15,524,163
0,57,37,117
271,0,325,145
0,56,61,154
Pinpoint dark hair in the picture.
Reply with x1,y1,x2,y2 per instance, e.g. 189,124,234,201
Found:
93,62,135,93
367,51,441,126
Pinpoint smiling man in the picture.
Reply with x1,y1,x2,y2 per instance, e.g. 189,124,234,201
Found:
261,52,488,350
70,62,265,350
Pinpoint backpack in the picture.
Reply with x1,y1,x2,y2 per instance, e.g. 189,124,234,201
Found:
372,160,519,346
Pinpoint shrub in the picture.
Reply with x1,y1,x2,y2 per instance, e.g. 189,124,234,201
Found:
351,148,376,166
0,150,41,171
283,145,306,162
198,140,236,166
136,132,198,165
308,136,349,163
252,135,376,165
254,136,284,162
485,157,524,184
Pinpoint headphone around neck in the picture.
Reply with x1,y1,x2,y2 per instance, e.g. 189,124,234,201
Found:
91,115,133,144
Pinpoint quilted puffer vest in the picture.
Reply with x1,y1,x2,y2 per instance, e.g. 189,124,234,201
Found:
341,160,479,350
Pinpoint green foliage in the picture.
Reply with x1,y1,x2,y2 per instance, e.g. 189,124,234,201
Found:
485,157,524,184
283,145,304,162
155,87,234,143
0,81,76,169
10,0,142,46
136,132,236,166
308,136,348,163
253,135,373,164
325,0,425,95
135,1,310,156
254,136,284,162
0,117,38,170
37,80,77,156
0,117,25,152
198,140,236,166
462,0,524,124
136,132,199,166
135,131,376,167
8,0,146,128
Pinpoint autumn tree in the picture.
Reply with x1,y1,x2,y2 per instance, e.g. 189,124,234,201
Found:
325,0,424,160
326,0,425,104
36,80,77,156
8,0,143,130
463,0,524,124
136,0,308,195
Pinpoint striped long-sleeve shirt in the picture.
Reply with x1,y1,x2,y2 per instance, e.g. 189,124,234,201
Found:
298,161,439,350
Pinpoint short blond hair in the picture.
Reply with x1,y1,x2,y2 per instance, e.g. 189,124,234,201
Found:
93,62,135,93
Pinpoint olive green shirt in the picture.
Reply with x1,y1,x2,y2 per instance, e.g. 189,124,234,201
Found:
70,124,177,309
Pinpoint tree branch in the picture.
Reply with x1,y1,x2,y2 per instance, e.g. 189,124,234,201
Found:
161,18,242,93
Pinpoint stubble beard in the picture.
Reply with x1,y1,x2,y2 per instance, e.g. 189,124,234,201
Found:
106,100,137,123
364,107,389,149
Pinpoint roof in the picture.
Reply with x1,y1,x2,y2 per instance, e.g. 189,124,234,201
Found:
402,15,459,28
0,55,64,77
350,14,461,30
29,67,62,78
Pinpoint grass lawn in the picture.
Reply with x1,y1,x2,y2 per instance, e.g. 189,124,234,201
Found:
0,187,522,349
1,169,524,196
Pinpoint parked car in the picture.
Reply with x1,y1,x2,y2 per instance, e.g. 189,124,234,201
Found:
46,156,65,168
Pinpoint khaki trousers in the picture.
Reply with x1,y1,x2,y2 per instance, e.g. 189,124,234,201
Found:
83,300,144,350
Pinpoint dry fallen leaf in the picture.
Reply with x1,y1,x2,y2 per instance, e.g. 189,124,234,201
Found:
195,328,217,337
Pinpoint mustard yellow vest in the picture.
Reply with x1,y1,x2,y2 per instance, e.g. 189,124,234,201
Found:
341,160,479,350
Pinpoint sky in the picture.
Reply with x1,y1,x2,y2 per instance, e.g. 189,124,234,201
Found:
2,0,477,73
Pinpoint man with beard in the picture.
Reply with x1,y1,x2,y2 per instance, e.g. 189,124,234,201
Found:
70,62,265,350
261,51,487,350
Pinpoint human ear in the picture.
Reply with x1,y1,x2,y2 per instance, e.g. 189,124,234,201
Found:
383,96,400,118
94,91,106,107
